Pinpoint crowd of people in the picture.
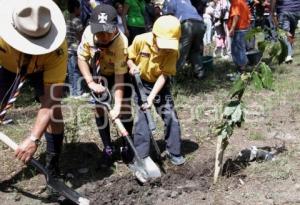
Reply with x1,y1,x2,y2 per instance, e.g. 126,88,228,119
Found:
0,0,299,196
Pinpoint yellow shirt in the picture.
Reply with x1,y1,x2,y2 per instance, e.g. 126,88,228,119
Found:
0,38,68,84
77,26,128,76
127,32,178,83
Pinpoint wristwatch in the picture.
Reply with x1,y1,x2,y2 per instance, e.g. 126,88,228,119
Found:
29,134,41,146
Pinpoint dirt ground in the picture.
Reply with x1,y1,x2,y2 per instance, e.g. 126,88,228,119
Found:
1,37,300,205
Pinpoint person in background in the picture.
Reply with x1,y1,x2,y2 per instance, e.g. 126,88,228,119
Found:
213,0,231,59
246,0,260,51
271,0,300,63
227,0,250,71
163,0,207,79
80,0,114,28
203,1,215,55
115,2,125,34
122,0,146,44
66,0,84,97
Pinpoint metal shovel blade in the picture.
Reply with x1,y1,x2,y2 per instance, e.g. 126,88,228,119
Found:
130,156,161,183
143,156,161,178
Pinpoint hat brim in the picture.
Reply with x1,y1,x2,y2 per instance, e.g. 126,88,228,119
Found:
156,37,178,50
90,23,116,34
0,0,66,55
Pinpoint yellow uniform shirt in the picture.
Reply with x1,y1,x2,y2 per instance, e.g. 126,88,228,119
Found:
0,38,68,84
77,26,128,76
128,32,178,83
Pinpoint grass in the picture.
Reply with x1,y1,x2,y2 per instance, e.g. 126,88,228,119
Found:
248,131,265,141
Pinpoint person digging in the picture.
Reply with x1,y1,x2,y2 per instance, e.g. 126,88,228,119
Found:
0,0,67,195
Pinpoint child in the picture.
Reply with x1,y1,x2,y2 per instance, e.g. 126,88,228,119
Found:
227,0,251,71
77,4,133,167
127,15,186,170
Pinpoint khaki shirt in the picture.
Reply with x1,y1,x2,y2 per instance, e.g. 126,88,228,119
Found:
128,32,178,83
77,26,128,76
0,38,68,84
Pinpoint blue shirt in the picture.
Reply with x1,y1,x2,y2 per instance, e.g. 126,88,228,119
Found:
277,0,300,13
162,0,203,22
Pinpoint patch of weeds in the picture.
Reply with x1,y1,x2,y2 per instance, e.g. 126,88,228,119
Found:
248,131,265,141
248,152,294,180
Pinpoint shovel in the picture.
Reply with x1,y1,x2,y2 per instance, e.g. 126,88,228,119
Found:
0,132,90,205
132,70,166,173
91,91,161,183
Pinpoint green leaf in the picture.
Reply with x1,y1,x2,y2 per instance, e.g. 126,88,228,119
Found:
277,37,288,64
258,41,269,53
231,104,243,123
228,77,246,98
260,63,273,89
245,27,263,41
223,100,240,117
251,71,263,90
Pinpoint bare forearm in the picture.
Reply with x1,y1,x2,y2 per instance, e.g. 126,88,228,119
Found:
31,108,52,139
78,58,93,84
114,74,124,108
148,74,167,102
231,15,239,31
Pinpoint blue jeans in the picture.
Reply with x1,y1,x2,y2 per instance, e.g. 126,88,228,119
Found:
231,29,248,67
67,54,83,96
133,80,182,158
279,11,300,56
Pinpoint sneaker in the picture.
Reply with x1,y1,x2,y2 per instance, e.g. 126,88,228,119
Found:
285,55,293,64
165,150,186,166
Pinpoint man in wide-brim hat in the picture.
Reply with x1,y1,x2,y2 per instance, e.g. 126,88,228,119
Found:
0,0,67,177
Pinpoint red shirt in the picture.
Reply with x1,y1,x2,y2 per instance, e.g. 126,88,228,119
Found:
227,0,251,30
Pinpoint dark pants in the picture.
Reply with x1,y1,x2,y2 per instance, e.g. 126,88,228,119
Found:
94,74,133,148
133,80,182,158
177,19,206,75
67,53,83,96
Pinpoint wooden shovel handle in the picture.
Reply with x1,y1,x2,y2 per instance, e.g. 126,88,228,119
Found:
0,132,18,151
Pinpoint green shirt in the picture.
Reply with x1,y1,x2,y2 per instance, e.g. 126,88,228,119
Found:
125,0,145,27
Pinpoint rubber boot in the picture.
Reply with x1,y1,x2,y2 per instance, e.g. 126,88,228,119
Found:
45,152,60,177
120,120,134,163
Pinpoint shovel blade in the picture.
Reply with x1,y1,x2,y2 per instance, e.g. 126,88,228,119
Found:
143,156,161,178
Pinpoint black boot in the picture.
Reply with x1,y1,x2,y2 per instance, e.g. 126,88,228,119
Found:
44,132,64,198
120,120,134,163
45,151,60,177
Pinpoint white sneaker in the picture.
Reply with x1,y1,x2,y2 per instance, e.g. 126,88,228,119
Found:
285,55,293,63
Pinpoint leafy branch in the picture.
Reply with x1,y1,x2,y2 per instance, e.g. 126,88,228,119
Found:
214,28,288,183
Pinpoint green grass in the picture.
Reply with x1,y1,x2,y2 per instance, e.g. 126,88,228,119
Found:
248,131,265,141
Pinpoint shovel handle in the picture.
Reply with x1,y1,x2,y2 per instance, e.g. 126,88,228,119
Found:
133,72,156,131
114,118,129,137
0,132,48,175
0,132,18,151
